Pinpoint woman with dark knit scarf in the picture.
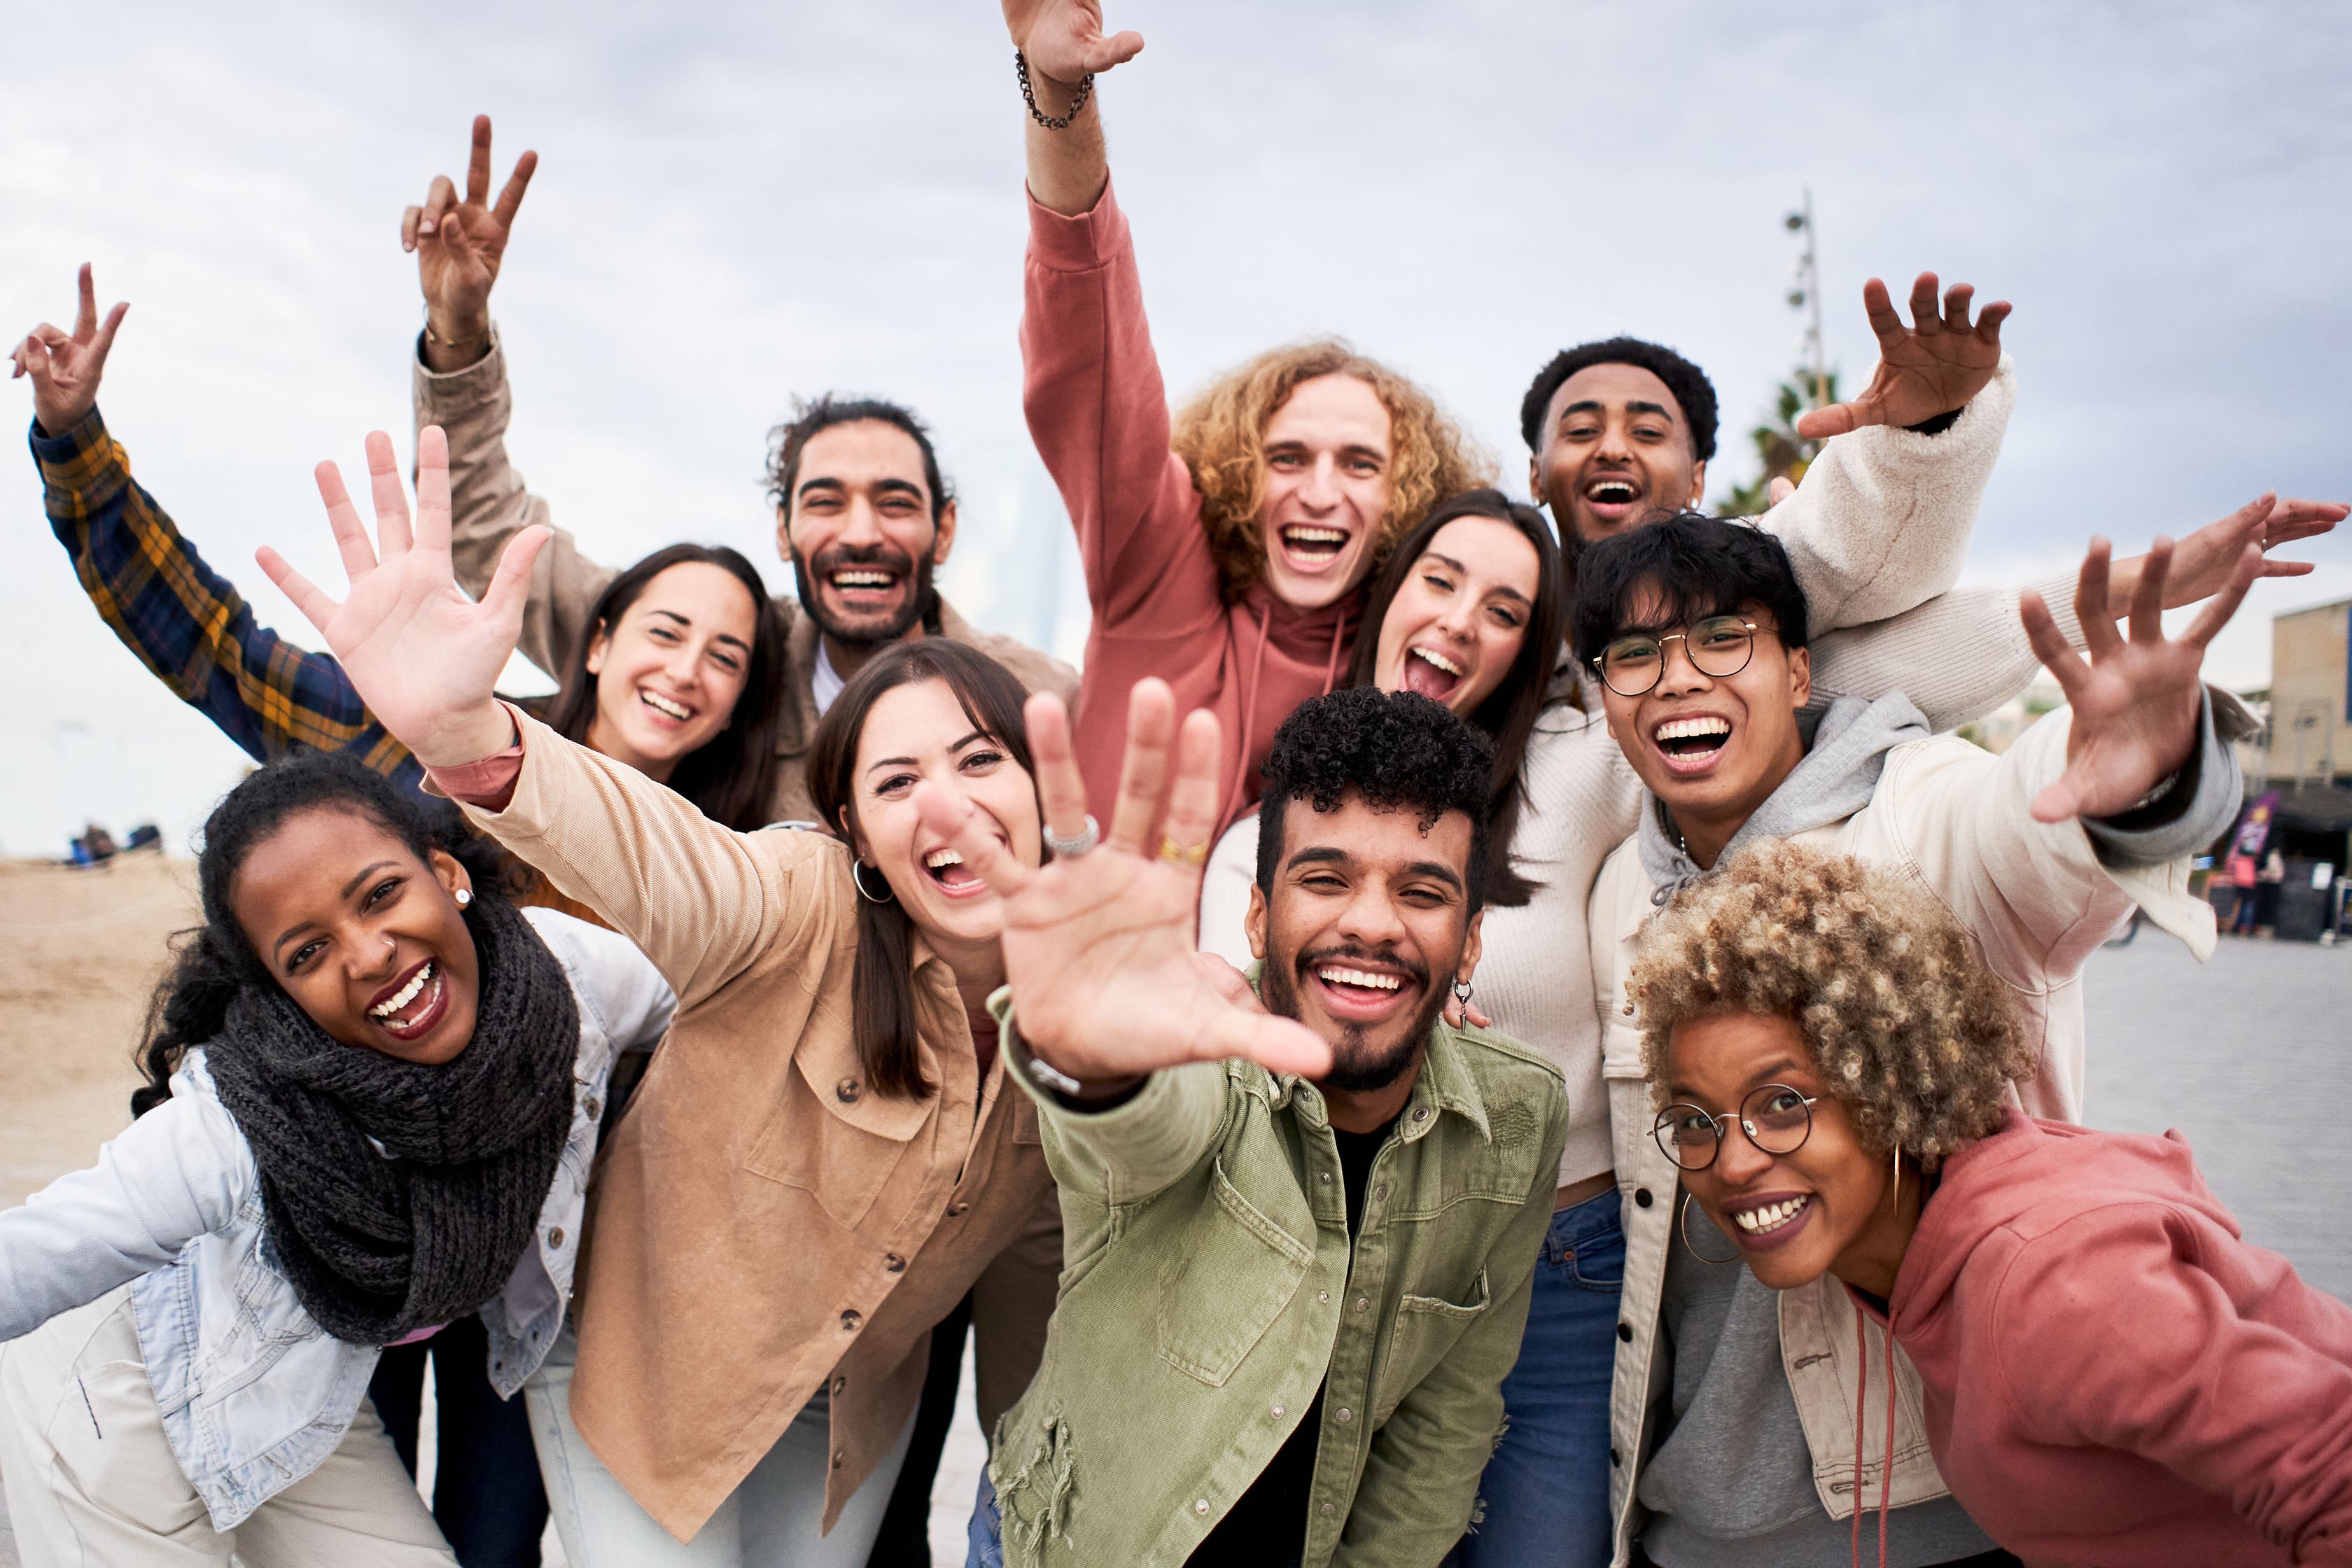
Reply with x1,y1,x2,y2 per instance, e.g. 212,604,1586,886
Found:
0,750,675,1564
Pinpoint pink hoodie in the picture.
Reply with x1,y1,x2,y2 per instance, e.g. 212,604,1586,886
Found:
1864,1112,2352,1567
1023,181,1357,837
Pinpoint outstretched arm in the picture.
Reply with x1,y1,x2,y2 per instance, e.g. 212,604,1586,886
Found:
1005,1,1141,216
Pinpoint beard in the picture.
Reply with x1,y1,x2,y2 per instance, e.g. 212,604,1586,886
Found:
1260,939,1448,1095
791,540,937,647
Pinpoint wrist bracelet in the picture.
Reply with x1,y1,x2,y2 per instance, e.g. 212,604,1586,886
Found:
1024,1050,1086,1097
421,312,490,353
1016,48,1095,130
2125,770,2180,813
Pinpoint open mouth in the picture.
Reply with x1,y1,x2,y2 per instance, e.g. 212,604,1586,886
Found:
1651,714,1732,774
1583,475,1644,524
922,846,991,900
1303,957,1422,1023
1721,1192,1814,1252
1399,645,1464,703
365,958,449,1042
1277,524,1353,573
639,689,696,727
827,566,904,606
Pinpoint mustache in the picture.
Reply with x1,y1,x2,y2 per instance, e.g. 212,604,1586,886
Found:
1293,941,1429,990
808,542,916,578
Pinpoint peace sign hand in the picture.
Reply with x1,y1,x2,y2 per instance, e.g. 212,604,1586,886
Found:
400,115,537,365
912,680,1329,1091
258,426,547,768
11,265,128,435
1795,274,2011,438
2020,536,2257,823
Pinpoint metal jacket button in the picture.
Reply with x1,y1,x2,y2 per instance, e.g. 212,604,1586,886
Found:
949,1200,971,1217
832,1449,846,1469
884,1253,906,1273
1334,1407,1352,1424
836,1078,860,1102
1270,1404,1285,1419
841,1309,862,1331
832,1375,848,1395
1634,1188,1653,1208
1194,1499,1211,1516
547,1228,565,1249
585,1096,603,1119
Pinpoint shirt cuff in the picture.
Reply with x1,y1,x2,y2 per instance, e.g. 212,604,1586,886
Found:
28,406,108,458
420,703,528,809
1025,177,1130,274
2084,689,2241,867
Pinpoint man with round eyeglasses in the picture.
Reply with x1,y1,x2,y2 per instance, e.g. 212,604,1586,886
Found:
1574,510,2259,1568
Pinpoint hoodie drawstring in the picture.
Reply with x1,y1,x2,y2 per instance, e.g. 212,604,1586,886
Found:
1225,599,1276,832
1849,1303,1899,1568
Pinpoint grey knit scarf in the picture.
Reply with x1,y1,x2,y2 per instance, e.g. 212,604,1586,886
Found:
206,896,578,1346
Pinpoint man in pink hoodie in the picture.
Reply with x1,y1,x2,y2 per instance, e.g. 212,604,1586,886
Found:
1626,841,2352,1568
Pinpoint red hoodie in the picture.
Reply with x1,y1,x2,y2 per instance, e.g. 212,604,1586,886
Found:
1022,181,1357,837
1865,1112,2352,1567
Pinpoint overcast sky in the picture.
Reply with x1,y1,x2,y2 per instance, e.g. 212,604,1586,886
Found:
4,0,2347,852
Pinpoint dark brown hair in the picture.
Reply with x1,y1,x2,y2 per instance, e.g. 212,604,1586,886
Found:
1345,488,1566,906
806,639,1040,1099
542,544,788,832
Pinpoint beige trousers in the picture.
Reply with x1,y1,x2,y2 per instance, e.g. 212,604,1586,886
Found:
0,1287,457,1567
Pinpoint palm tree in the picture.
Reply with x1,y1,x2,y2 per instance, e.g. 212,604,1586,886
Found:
1719,370,1838,516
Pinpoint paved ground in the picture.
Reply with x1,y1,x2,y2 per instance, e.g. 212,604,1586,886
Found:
1,904,2342,1564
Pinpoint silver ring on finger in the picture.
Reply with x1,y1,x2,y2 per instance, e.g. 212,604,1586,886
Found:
1043,813,1100,860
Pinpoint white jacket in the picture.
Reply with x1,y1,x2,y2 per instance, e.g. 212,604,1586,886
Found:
1588,701,2233,1567
0,907,673,1529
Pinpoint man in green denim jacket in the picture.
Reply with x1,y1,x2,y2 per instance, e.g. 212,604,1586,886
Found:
917,683,1567,1567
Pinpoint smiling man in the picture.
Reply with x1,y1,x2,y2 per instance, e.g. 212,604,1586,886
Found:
401,117,1077,827
944,683,1567,1567
1573,512,2256,1568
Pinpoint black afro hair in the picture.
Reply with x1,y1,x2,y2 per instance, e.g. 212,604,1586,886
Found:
1254,686,1497,911
1518,336,1719,463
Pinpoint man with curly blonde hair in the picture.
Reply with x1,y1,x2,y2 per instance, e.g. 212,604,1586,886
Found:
1629,843,2352,1568
1578,512,2258,1568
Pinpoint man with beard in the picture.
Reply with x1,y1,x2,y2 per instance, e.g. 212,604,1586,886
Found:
402,115,1076,826
927,680,1567,1567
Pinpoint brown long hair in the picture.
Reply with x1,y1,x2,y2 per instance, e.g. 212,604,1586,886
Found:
1345,489,1565,907
1170,339,1494,605
805,640,1040,1099
542,544,787,832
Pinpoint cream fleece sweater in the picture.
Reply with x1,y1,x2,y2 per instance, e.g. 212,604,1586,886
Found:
1199,360,2085,1191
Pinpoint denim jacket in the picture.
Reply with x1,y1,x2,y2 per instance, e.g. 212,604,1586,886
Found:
988,1002,1567,1568
0,908,673,1528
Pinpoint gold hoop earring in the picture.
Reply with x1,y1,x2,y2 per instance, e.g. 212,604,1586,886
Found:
1680,1191,1740,1266
1891,1142,1902,1214
852,862,895,904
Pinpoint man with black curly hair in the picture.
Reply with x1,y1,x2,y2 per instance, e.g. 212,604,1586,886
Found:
923,680,1567,1567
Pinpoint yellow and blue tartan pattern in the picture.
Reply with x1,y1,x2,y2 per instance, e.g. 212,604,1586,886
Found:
34,410,426,796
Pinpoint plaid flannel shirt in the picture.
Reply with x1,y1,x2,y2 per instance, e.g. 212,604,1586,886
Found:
34,409,426,795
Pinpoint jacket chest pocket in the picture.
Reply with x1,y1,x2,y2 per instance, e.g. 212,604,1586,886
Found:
1375,1265,1491,1422
743,1097,922,1231
1157,1158,1314,1387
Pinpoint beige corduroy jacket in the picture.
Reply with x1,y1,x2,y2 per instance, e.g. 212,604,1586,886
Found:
449,708,1053,1541
415,331,1079,826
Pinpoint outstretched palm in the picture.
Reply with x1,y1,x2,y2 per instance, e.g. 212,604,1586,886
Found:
1796,274,2010,438
258,426,545,768
1002,0,1144,85
913,682,1327,1086
2021,536,2257,822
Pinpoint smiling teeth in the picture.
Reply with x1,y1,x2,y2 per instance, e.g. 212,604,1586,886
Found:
1655,716,1731,742
1590,482,1637,503
1286,527,1348,545
1734,1196,1810,1233
1412,647,1464,677
833,571,892,587
370,962,433,1019
642,692,691,720
925,848,964,869
1320,967,1401,991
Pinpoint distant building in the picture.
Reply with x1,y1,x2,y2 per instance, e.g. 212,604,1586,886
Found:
1957,677,2064,755
2264,596,2351,789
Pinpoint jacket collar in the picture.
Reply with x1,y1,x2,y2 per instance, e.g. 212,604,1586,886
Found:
1245,965,1492,1144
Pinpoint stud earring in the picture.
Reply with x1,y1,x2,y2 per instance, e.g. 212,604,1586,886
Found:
454,888,472,909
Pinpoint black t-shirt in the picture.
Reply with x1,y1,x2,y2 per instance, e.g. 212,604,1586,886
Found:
1187,1114,1399,1567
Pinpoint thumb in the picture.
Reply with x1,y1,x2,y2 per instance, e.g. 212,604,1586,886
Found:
1203,1007,1332,1080
1793,402,1864,440
1086,29,1144,69
478,525,550,631
2029,771,2085,825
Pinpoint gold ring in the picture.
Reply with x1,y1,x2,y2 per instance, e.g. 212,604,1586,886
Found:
1156,837,1209,868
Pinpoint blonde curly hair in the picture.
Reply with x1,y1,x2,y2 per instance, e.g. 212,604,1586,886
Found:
1170,339,1494,605
1625,842,2031,1172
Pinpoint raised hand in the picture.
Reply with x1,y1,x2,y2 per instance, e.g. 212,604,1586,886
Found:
1002,0,1144,86
400,115,536,369
1795,274,2011,438
911,680,1331,1088
2104,491,2344,614
10,265,128,435
2020,536,2257,823
258,426,546,767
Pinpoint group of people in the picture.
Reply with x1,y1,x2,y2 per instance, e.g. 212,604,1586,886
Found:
5,6,2351,1567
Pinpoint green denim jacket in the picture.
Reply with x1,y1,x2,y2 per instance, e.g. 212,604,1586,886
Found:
988,1002,1567,1567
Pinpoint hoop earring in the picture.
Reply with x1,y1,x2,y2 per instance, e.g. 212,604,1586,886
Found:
1452,980,1474,1008
1891,1142,1902,1214
1680,1191,1740,1266
852,862,895,904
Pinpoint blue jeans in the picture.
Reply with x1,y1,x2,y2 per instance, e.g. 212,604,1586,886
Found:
1450,1186,1624,1568
967,1470,1003,1568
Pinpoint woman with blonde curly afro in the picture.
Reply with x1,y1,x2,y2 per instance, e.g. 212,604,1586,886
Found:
999,1,1491,839
1631,842,2352,1568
